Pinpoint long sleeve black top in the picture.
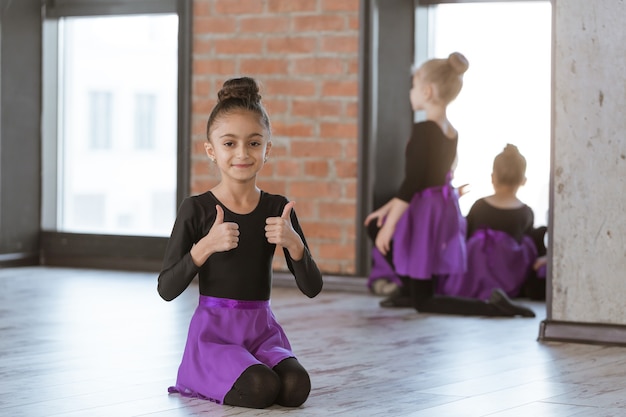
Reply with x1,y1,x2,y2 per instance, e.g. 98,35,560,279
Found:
466,198,535,243
157,191,323,302
395,121,458,202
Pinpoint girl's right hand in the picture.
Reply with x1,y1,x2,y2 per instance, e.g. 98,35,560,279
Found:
207,205,239,252
364,201,392,227
190,205,239,266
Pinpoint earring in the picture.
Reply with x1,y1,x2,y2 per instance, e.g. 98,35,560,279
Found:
210,157,215,163
264,156,268,163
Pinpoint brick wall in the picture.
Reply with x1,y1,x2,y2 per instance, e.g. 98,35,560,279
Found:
191,0,360,274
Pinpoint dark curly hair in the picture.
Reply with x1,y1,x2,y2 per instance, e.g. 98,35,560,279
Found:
206,77,271,140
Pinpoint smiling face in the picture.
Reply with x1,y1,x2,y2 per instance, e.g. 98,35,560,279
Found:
205,109,271,184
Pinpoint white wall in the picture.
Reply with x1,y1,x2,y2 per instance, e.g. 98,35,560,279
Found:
551,0,626,324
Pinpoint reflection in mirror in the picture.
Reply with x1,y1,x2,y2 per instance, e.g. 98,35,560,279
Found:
426,1,551,226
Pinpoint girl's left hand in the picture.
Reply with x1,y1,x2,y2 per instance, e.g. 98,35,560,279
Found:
375,222,395,255
265,201,305,260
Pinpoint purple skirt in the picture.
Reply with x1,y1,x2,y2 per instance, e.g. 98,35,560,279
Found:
367,246,403,290
437,229,538,300
168,295,294,404
392,183,467,279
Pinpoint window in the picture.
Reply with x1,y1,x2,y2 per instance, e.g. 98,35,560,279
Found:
88,91,113,150
425,1,552,225
135,93,156,150
41,0,191,269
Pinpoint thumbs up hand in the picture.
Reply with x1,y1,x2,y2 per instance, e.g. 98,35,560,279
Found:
265,201,304,260
208,205,239,252
190,205,239,267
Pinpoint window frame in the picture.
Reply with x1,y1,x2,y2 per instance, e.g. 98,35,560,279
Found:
40,0,191,271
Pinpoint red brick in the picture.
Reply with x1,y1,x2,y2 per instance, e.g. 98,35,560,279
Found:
272,258,287,271
320,122,357,139
191,178,220,195
214,38,263,54
289,199,315,219
266,36,318,54
292,99,342,118
322,80,358,97
345,222,356,240
299,221,342,240
267,142,288,157
321,0,359,12
292,57,344,75
214,0,264,14
335,160,358,178
348,14,359,30
319,243,355,260
193,58,237,75
272,121,314,138
268,0,317,13
241,58,289,75
304,160,329,177
192,159,210,177
275,160,302,177
240,16,290,33
293,15,346,32
291,140,340,158
263,79,317,96
345,140,359,158
192,118,209,137
263,98,289,116
347,57,359,75
193,78,211,97
289,181,342,199
258,179,287,196
194,38,212,54
345,101,358,118
193,98,215,114
321,35,359,53
344,180,358,199
193,1,211,17
319,201,356,219
194,17,237,34
192,138,208,154
313,261,337,273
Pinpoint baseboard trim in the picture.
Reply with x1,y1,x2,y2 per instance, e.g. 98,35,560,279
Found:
539,320,626,347
273,272,369,294
0,252,39,267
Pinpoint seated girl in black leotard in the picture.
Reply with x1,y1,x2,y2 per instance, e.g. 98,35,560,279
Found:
438,144,545,300
364,53,534,317
158,77,323,409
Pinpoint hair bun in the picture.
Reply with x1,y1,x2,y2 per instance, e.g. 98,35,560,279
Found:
218,77,262,103
503,143,520,155
448,52,469,75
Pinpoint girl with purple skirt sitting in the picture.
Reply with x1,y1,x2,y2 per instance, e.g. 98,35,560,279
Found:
158,77,323,409
364,52,534,317
438,145,542,300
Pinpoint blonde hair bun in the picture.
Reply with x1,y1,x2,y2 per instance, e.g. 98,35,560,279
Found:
448,52,469,75
503,143,521,155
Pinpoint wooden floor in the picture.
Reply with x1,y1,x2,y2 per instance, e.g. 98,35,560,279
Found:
1,267,625,417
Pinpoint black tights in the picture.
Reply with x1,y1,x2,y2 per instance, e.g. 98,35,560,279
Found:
223,357,311,409
367,221,505,316
407,277,504,316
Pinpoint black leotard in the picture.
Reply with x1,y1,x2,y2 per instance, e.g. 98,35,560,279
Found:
157,191,323,301
396,121,458,202
466,198,534,243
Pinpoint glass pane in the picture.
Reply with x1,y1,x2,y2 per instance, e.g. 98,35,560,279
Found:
429,2,551,225
58,14,178,236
